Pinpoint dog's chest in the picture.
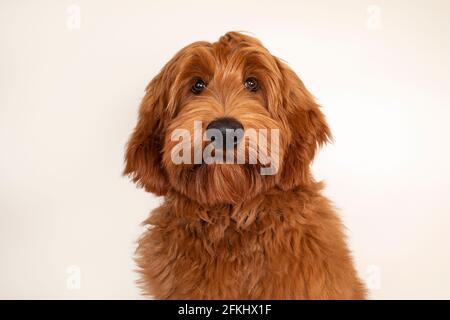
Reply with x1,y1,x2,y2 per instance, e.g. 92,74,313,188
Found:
166,207,302,296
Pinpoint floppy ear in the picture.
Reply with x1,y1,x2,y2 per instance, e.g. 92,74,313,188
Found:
275,60,332,190
123,72,171,196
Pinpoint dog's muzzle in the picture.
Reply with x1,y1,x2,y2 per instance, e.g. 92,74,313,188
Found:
206,117,244,150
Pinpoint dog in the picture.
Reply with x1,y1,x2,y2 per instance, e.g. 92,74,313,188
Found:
124,32,367,299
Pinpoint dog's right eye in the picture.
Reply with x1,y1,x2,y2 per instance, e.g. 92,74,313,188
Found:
191,79,206,94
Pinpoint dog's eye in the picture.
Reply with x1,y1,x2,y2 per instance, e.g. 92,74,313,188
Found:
191,79,206,94
244,77,259,92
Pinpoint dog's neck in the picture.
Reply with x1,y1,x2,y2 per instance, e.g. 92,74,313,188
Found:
163,181,323,225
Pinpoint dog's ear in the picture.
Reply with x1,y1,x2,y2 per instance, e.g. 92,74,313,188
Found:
275,59,332,190
123,70,173,195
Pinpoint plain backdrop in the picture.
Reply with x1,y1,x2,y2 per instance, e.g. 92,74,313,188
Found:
1,0,450,299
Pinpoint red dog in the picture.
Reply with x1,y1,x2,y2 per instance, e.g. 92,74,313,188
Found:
124,32,366,299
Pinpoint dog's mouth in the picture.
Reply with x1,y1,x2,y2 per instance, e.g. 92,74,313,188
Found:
191,161,258,169
173,159,278,206
190,161,277,179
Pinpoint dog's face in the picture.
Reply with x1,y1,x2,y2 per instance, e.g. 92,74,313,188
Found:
125,32,331,206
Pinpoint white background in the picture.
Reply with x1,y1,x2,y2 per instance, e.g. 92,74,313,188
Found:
1,0,450,299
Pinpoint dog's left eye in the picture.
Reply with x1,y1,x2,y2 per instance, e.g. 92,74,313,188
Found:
191,79,206,94
244,77,259,92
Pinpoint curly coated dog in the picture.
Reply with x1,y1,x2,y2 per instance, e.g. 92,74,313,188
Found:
124,32,366,299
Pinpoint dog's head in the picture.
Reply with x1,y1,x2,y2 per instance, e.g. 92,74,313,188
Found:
124,32,331,206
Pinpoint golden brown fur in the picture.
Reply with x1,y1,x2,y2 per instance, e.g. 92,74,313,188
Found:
124,32,367,299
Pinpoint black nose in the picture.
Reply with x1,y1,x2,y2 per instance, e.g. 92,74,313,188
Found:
206,117,244,149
